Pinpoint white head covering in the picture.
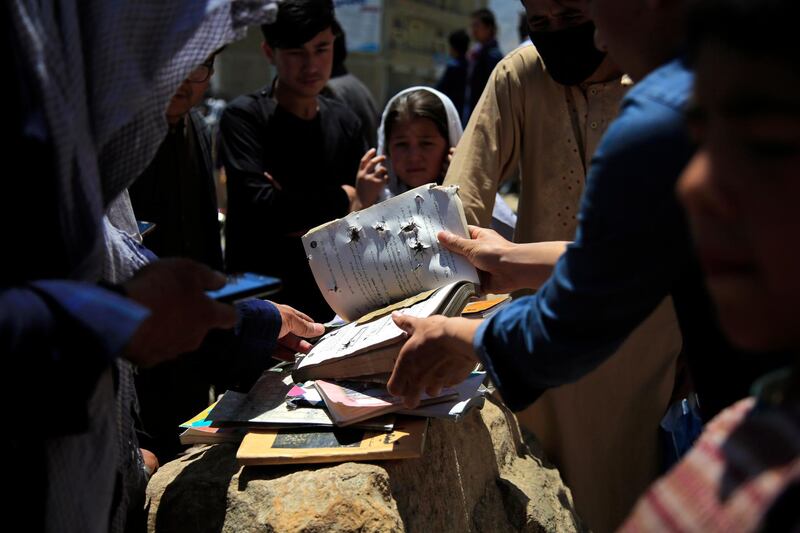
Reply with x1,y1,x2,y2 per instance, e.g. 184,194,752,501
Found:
8,0,279,280
376,86,463,198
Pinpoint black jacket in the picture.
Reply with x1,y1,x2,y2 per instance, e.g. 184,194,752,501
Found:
220,87,366,320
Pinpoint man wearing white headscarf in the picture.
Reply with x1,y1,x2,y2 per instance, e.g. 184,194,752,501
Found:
3,1,280,531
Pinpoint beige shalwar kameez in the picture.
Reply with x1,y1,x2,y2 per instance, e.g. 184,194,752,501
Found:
443,45,681,533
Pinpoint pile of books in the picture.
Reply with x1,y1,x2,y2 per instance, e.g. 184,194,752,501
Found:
180,185,501,466
180,365,488,465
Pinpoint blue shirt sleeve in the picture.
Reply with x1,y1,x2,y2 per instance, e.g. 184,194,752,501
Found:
2,281,149,433
198,298,282,391
475,68,696,411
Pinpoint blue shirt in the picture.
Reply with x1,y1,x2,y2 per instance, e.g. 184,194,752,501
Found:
474,60,693,410
474,58,785,419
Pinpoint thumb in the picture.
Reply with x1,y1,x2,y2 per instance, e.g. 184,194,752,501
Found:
437,230,475,259
392,312,417,334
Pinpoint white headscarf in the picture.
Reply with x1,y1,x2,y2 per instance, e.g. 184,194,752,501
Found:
374,86,517,239
8,0,279,280
376,86,463,198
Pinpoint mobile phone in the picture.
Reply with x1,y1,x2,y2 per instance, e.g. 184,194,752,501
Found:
137,220,158,237
206,272,282,303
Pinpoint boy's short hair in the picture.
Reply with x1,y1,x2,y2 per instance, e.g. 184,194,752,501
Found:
260,0,335,49
448,29,470,57
471,8,496,30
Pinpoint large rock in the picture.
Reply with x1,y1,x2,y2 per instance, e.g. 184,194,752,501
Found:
146,396,583,532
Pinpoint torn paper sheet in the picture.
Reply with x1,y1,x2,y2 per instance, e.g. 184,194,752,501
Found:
302,184,479,321
295,281,461,371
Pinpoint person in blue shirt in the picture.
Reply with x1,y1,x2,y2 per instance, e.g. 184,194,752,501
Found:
3,2,320,532
621,0,800,527
386,0,790,426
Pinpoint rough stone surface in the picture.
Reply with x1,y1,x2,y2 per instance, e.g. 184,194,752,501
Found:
146,396,583,533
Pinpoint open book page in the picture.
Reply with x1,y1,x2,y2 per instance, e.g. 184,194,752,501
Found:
295,281,461,373
315,380,457,408
205,373,335,427
302,184,480,321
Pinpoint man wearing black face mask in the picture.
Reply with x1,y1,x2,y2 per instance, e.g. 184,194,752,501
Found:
445,0,629,246
443,1,682,530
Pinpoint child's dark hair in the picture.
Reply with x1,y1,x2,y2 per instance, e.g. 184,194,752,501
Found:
687,0,796,69
448,29,470,57
384,90,450,150
260,0,335,49
471,8,496,31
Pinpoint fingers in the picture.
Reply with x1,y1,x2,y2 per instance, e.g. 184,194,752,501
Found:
372,159,388,177
437,230,475,259
424,360,460,398
360,148,377,166
387,315,478,409
425,382,444,398
277,333,313,353
271,301,314,324
387,369,422,409
391,312,417,334
369,154,387,169
389,354,454,409
278,304,325,339
360,149,387,172
366,157,388,177
387,322,441,407
295,339,314,353
386,324,416,400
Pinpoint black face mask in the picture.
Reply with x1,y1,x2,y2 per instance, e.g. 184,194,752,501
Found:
529,21,607,86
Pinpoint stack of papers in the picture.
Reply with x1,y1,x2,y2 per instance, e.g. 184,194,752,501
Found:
177,186,489,466
178,366,486,466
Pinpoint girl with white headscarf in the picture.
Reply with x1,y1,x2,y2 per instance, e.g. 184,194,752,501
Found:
355,86,516,238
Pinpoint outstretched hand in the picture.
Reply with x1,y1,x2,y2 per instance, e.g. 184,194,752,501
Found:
438,226,568,293
438,225,520,293
387,313,481,408
270,303,325,361
355,148,388,210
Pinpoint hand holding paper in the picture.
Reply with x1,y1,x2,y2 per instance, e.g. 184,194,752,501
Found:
302,184,479,321
387,314,482,409
438,226,568,293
